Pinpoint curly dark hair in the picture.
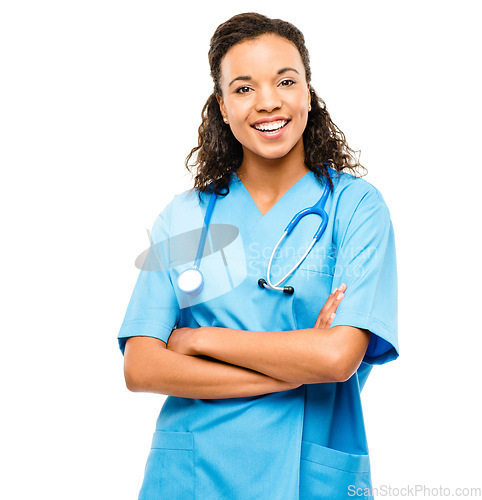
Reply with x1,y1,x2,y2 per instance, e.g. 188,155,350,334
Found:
185,12,366,200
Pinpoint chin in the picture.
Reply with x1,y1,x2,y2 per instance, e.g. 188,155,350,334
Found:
239,134,302,161
255,144,299,160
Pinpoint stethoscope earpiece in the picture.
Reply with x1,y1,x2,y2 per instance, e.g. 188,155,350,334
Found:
258,278,267,289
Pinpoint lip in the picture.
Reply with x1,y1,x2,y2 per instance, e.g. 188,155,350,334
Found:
251,116,290,126
252,119,290,140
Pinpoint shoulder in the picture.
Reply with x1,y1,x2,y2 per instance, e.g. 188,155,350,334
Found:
331,169,387,207
330,170,392,244
331,169,391,219
153,187,213,234
156,173,240,226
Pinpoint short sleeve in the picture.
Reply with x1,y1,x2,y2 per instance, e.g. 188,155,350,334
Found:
117,206,180,356
330,188,399,365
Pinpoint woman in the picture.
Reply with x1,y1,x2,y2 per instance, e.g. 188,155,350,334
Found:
118,12,398,500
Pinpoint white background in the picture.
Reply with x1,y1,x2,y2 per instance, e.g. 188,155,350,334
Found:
1,1,481,499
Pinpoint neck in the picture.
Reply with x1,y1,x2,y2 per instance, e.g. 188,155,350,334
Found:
237,142,309,197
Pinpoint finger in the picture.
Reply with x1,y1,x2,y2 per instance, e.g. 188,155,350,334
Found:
315,292,345,327
323,311,336,328
316,311,336,330
314,290,340,327
333,290,345,306
327,312,336,326
326,291,344,319
321,287,340,312
314,284,347,329
323,283,347,312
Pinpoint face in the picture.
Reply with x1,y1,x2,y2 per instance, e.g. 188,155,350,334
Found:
217,34,311,164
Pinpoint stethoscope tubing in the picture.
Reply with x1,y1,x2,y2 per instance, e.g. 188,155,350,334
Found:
260,172,331,294
266,234,318,290
178,169,332,296
193,191,218,270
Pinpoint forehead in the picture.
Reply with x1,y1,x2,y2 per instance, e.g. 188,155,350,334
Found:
220,34,305,83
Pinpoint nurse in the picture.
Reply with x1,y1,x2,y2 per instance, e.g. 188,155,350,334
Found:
118,12,398,500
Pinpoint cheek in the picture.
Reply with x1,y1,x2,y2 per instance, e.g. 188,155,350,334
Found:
295,98,309,119
228,117,250,144
227,105,252,141
295,108,309,135
224,97,245,120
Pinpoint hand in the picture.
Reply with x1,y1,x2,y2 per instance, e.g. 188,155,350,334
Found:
167,327,198,356
313,283,347,329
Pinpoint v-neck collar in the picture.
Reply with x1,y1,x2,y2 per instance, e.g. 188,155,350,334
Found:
231,170,313,219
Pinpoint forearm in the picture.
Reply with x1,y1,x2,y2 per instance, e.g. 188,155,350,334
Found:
126,338,300,399
194,327,341,385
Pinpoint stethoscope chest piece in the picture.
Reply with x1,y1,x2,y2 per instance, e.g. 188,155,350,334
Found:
177,268,204,295
177,190,218,296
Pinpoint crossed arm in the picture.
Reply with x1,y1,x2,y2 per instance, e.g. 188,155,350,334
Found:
123,283,372,398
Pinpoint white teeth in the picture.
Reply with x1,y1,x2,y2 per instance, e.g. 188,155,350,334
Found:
253,120,288,132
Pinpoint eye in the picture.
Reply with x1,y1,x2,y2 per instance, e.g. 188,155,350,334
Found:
235,86,252,94
279,79,296,87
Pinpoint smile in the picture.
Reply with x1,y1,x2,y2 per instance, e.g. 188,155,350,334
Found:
252,119,290,133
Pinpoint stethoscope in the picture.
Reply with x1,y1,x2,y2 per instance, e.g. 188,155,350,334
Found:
177,169,332,296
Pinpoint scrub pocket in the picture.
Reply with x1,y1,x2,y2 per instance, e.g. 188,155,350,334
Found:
138,430,195,500
299,440,372,500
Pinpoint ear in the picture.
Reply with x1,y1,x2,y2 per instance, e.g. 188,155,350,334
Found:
216,94,228,122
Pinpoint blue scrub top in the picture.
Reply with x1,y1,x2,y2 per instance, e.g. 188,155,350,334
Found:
118,168,399,500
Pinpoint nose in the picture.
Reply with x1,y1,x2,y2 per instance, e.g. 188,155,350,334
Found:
255,85,282,113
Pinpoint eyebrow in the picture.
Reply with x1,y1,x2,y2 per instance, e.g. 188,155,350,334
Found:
228,67,300,87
